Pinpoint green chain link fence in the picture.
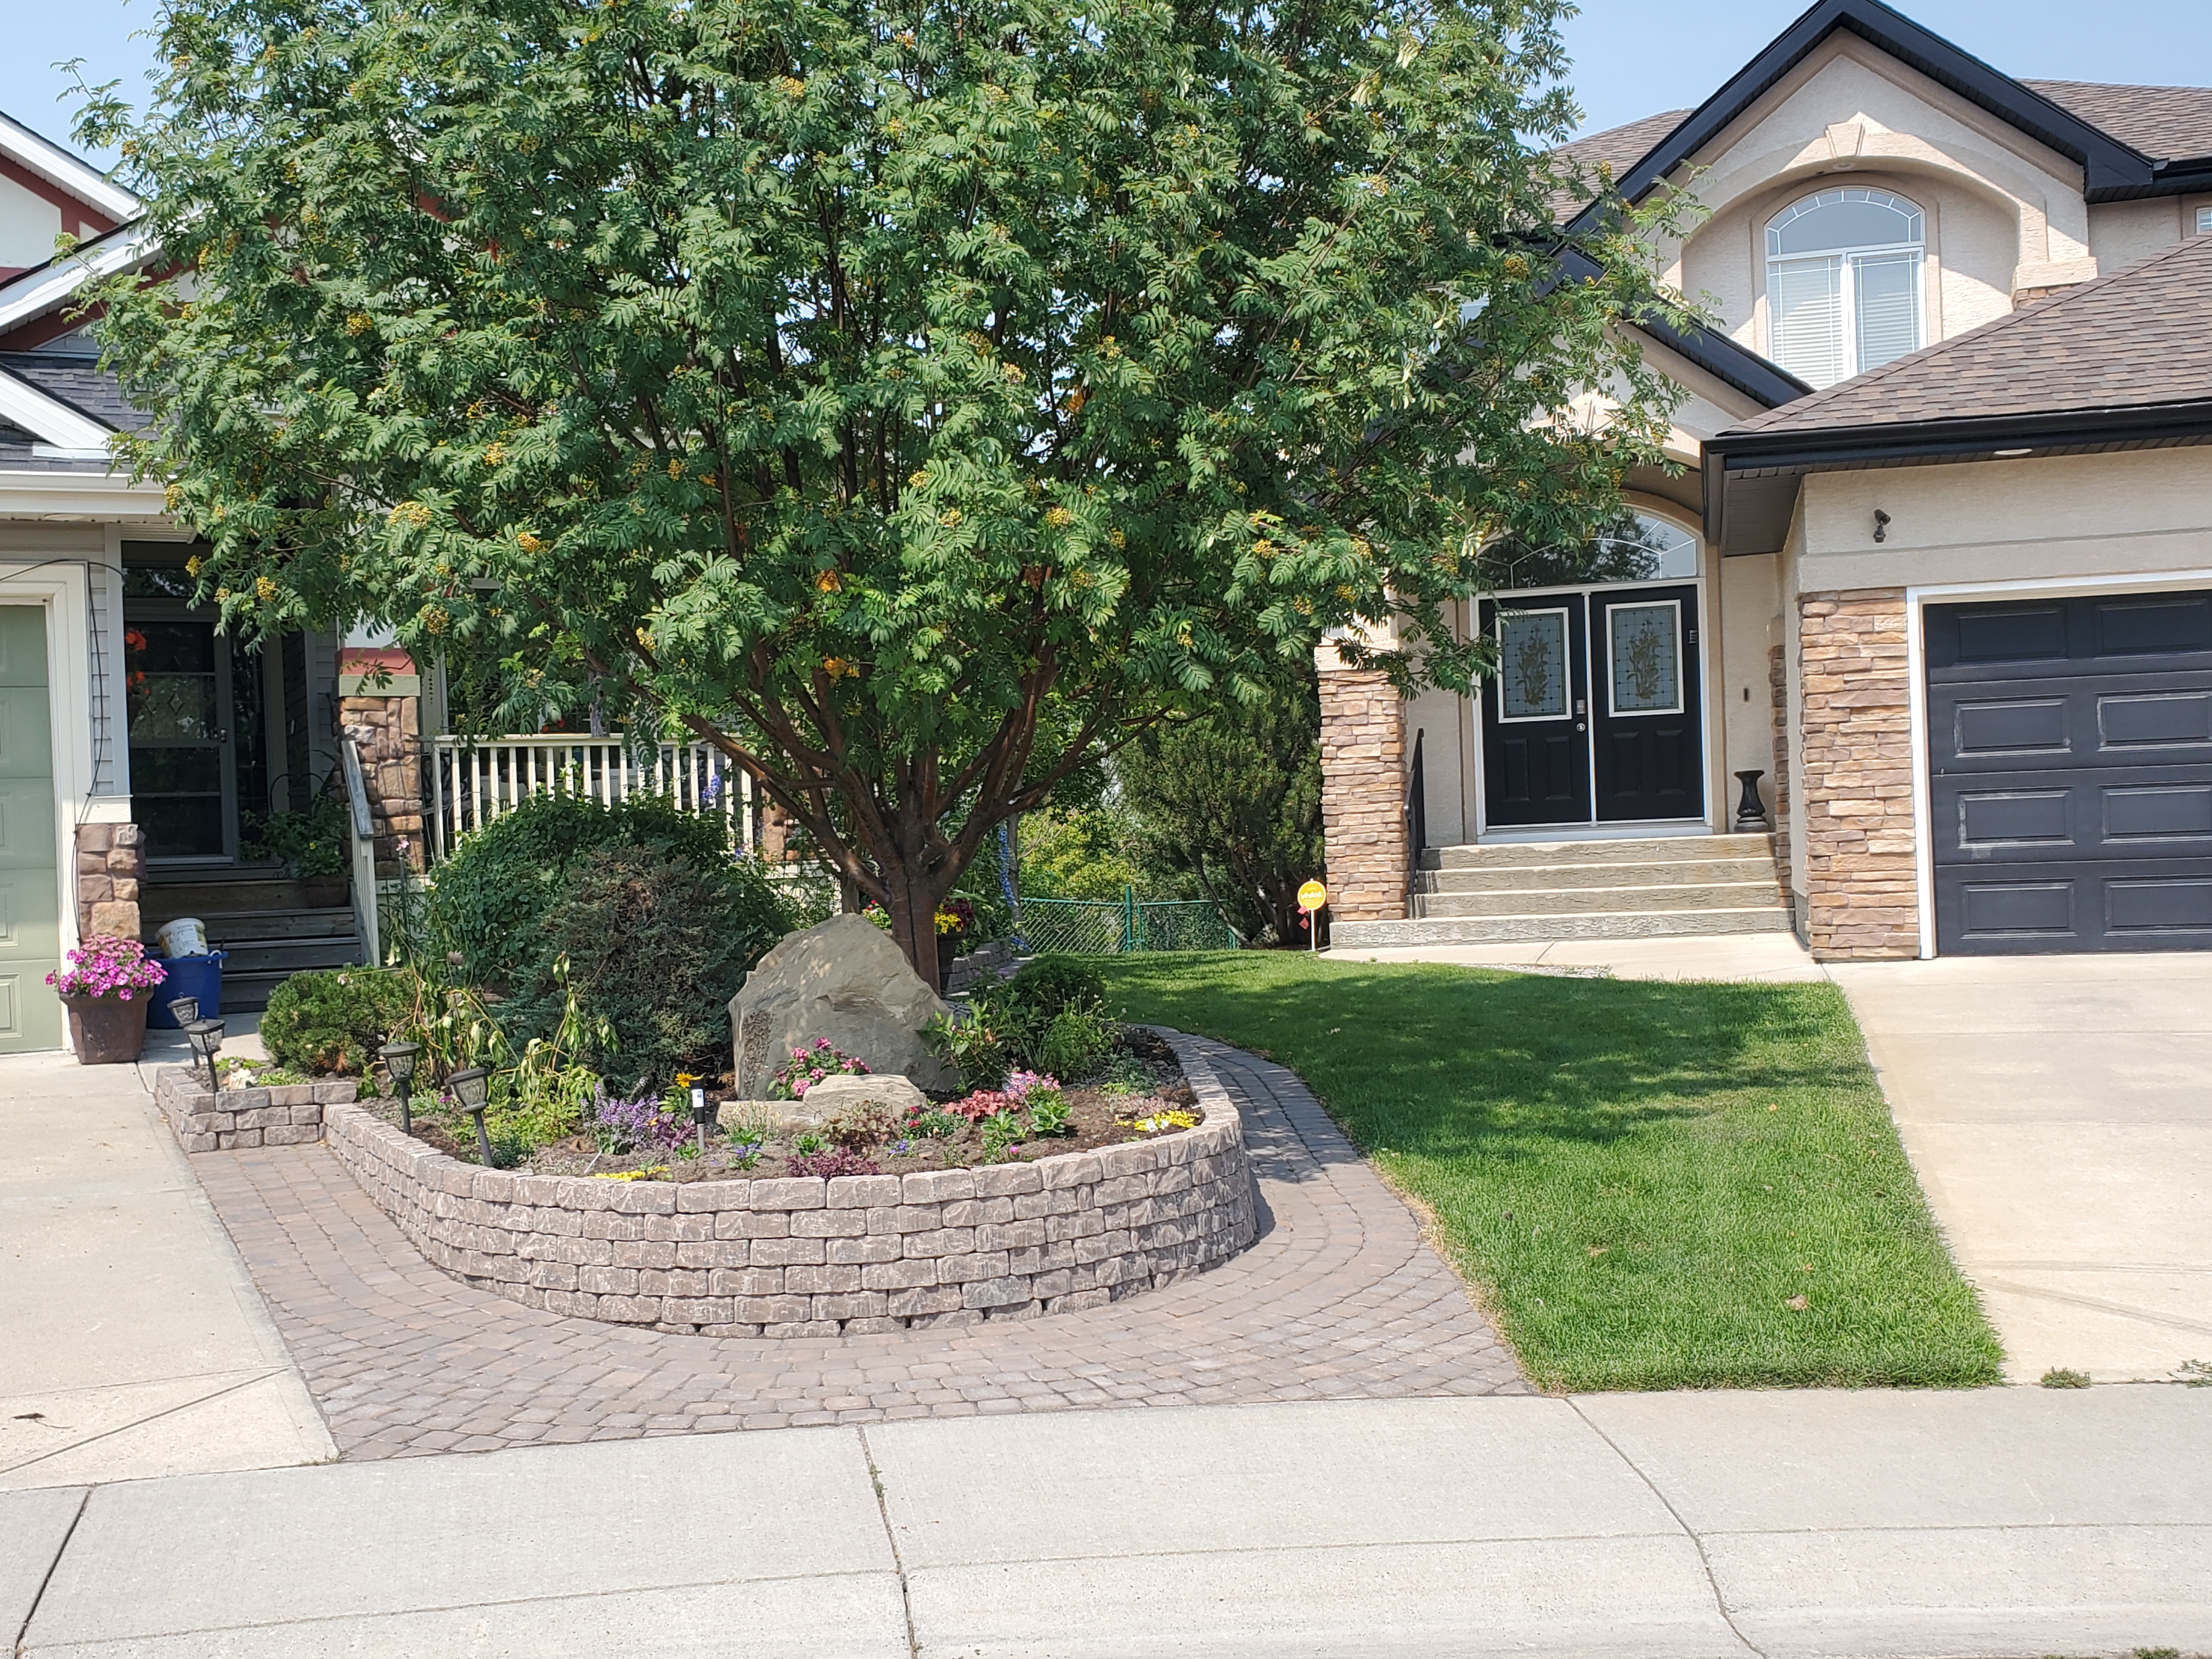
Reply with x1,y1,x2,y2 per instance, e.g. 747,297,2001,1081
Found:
1018,889,1240,955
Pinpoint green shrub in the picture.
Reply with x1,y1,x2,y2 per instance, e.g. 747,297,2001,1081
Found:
501,842,792,1087
1032,1005,1115,1081
426,790,736,990
1005,956,1106,1017
259,968,422,1075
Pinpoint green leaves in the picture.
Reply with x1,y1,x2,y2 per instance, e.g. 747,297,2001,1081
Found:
93,0,1689,937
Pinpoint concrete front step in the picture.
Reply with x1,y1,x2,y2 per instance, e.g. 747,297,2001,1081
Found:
1421,833,1775,871
1331,907,1798,948
1421,857,1781,893
1418,882,1786,919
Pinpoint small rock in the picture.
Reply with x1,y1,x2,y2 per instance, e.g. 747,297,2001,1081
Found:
794,1073,929,1125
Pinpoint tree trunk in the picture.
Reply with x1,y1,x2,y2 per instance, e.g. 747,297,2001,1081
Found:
883,861,951,995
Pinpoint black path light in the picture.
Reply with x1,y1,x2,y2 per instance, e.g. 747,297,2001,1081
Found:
380,1041,422,1135
166,995,199,1028
447,1066,495,1166
690,1081,714,1156
183,1018,225,1091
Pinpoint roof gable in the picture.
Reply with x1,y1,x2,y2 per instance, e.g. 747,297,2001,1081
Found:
1564,0,2194,227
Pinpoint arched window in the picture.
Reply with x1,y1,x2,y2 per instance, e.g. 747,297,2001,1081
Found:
1765,187,1925,388
1486,510,1699,592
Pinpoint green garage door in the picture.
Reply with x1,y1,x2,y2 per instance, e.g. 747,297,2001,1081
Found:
0,606,61,1051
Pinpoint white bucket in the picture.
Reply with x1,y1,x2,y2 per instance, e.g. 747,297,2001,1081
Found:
156,917,209,958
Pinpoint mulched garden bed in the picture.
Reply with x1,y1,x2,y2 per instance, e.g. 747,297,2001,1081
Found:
358,1025,1199,1182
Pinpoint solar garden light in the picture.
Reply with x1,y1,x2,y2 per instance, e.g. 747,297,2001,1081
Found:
690,1082,713,1156
183,1019,225,1091
379,1041,421,1135
446,1066,495,1166
166,995,199,1028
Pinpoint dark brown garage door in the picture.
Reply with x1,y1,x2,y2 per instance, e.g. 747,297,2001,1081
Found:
1927,588,2212,954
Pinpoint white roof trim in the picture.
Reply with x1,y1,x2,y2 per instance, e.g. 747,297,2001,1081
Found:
0,365,115,450
0,466,167,520
0,112,142,222
0,229,155,335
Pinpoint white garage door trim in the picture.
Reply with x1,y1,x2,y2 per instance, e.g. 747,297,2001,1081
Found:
1907,565,2212,959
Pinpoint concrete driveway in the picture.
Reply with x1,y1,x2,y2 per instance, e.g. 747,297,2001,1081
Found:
1826,952,2212,1384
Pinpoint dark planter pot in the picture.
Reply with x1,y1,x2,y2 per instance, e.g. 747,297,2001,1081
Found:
936,932,964,984
63,993,151,1064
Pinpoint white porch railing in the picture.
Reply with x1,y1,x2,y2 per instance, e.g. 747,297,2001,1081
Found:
428,735,758,861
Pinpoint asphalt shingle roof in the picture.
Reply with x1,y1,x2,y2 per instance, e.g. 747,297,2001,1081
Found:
1549,109,1692,222
0,351,144,432
2023,80,2212,163
1723,232,2212,438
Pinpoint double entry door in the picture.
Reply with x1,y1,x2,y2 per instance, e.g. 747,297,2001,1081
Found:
1479,584,1705,828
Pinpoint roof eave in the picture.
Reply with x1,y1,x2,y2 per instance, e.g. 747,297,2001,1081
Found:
1705,398,2212,547
1564,0,2159,239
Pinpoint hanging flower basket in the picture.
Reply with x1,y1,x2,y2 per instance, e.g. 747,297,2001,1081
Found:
48,936,166,1065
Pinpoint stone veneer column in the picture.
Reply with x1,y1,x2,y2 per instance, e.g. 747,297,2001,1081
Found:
1797,588,1918,960
1316,668,1408,923
338,690,426,877
74,822,144,941
1767,641,1795,909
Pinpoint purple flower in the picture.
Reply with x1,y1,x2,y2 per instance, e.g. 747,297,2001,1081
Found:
590,1086,689,1155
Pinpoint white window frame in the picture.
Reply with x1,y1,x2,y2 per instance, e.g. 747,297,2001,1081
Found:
1604,599,1686,719
1493,605,1575,724
1765,188,1926,387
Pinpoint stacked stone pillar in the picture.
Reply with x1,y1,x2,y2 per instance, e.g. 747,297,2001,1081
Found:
74,822,144,943
338,653,426,877
1797,588,1918,959
1316,667,1409,923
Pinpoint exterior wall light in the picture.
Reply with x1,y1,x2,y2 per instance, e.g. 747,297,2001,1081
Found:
446,1066,496,1166
380,1041,422,1135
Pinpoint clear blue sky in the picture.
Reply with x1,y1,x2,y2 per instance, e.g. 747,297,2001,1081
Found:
3,0,2207,163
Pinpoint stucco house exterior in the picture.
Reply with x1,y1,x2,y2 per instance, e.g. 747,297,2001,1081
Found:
1321,0,2212,961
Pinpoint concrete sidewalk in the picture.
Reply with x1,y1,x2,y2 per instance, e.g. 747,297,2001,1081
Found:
0,1041,331,1493
5,1388,2207,1658
1324,932,1827,981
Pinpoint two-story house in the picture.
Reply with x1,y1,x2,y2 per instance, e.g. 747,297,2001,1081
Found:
1321,0,2212,961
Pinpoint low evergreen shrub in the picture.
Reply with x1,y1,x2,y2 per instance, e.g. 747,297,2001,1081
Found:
259,967,421,1075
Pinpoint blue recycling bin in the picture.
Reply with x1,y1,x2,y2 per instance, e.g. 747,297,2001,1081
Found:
148,951,227,1028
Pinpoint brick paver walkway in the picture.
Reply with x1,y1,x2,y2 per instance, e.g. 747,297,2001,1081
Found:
196,1035,1527,1459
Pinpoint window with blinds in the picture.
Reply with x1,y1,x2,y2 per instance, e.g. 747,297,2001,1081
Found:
1765,188,1925,388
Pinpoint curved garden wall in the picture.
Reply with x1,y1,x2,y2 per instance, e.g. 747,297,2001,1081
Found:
323,1035,1257,1337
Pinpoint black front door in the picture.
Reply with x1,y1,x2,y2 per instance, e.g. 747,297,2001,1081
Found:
1480,595,1591,827
1591,584,1704,822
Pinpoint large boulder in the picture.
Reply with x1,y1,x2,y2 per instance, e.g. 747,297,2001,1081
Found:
729,915,955,1096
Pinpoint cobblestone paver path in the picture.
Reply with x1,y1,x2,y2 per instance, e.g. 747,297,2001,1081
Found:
196,1036,1527,1459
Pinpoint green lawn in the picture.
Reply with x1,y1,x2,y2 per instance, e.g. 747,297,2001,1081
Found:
1099,951,2002,1392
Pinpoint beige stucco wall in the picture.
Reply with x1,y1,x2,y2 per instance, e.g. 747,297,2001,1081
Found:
1718,551,1782,812
2088,197,2191,273
1795,447,2212,591
1658,33,2114,358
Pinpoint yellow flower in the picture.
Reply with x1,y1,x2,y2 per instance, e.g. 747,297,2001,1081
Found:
517,530,544,554
667,457,685,479
815,569,842,592
1043,506,1074,529
184,554,203,577
674,1073,696,1087
255,575,278,603
939,507,962,527
907,469,930,489
484,442,507,466
344,312,373,336
422,605,450,635
822,657,859,680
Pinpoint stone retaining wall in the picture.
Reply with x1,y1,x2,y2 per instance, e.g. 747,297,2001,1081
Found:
320,1036,1258,1339
155,1066,358,1153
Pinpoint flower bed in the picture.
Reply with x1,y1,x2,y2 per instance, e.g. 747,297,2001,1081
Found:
321,1030,1256,1338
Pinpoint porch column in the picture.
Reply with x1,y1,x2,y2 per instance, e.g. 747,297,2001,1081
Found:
74,822,144,943
1797,588,1919,959
1316,655,1409,923
337,648,426,877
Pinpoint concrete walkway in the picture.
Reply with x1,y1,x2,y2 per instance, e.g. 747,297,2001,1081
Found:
0,1040,332,1493
5,1387,2208,1657
1830,952,2212,1386
1326,932,1827,982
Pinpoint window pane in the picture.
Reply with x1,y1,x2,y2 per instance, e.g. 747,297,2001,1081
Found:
1770,257,1847,388
1498,611,1570,719
1609,603,1683,715
1854,251,1922,371
1769,192,1921,255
